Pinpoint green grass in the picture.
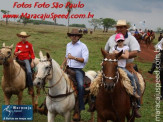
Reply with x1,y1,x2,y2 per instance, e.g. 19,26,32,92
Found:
0,22,162,122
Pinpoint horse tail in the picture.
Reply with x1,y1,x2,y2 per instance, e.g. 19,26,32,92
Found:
85,70,97,81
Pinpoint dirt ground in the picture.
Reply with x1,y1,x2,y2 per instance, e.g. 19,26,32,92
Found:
137,43,156,62
137,43,157,83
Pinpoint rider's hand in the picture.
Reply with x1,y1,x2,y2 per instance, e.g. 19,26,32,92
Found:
15,51,21,56
31,61,34,68
68,54,75,60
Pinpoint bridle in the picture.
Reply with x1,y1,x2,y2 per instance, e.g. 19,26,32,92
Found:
101,58,119,89
35,59,53,88
0,47,12,65
35,58,74,99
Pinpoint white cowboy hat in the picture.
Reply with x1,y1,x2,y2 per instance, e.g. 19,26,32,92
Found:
17,31,30,37
114,20,130,28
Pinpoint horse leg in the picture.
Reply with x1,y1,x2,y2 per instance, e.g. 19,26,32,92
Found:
17,91,23,105
48,111,55,122
31,87,35,106
90,112,94,122
97,114,107,122
64,111,71,122
4,93,11,105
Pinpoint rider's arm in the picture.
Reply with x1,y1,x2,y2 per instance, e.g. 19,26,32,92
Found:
61,57,67,69
129,50,138,59
121,50,129,59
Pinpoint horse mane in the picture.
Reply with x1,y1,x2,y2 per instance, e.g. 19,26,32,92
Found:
51,59,74,89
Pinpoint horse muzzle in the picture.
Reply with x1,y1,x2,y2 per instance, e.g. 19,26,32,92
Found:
104,82,115,91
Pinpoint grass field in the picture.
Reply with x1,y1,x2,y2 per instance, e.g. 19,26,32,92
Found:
0,22,162,122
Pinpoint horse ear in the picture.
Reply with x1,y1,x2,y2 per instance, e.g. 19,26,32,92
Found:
46,52,51,60
116,50,123,59
9,44,14,49
39,51,44,59
2,43,5,47
101,48,108,57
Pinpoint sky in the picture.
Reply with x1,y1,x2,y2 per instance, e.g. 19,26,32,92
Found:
0,0,163,30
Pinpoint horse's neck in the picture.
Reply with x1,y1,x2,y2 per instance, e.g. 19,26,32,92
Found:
3,58,17,80
48,60,68,95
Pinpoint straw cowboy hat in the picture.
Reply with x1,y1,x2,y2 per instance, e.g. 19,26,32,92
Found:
67,29,83,38
17,31,30,37
114,20,130,28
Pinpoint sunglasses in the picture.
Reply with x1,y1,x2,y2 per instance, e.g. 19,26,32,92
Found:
70,34,80,37
117,40,124,43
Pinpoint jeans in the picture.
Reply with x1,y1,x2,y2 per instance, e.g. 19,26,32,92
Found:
24,60,33,87
71,68,85,111
133,74,141,107
120,67,137,92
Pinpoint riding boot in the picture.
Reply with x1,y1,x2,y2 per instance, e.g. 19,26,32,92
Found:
73,97,81,121
148,63,156,74
27,73,33,95
134,108,141,118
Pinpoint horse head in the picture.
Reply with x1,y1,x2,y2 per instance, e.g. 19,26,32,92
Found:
0,43,14,65
101,48,123,91
33,51,53,88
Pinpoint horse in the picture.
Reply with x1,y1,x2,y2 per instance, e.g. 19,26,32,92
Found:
95,49,137,122
0,43,39,105
134,33,142,44
33,51,97,122
143,33,155,48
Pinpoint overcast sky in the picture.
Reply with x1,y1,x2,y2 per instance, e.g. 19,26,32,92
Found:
0,0,163,30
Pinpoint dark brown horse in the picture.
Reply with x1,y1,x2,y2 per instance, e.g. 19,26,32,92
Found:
134,33,142,44
143,34,155,48
96,49,135,122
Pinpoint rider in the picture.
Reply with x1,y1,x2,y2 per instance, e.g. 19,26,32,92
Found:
158,33,163,42
61,28,89,121
14,32,35,95
113,33,140,99
105,20,141,118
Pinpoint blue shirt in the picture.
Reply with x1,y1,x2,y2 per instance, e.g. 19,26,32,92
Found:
66,40,89,68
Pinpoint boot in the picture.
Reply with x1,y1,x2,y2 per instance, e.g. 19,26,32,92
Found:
73,112,81,121
133,92,140,99
28,86,34,95
134,108,141,118
148,63,156,74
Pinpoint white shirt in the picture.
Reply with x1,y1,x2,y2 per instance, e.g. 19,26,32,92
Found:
112,45,129,67
66,40,89,68
155,38,163,50
105,33,140,63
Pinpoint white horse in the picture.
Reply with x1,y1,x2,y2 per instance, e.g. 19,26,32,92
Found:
33,51,97,122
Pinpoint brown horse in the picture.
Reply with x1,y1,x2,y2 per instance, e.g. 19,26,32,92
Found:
143,34,155,48
96,49,136,122
134,33,142,44
0,43,39,106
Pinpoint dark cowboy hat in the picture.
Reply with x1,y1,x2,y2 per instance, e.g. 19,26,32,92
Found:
17,32,30,38
67,29,83,38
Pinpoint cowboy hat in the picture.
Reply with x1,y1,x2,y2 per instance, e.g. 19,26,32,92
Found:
67,29,83,38
17,31,30,37
114,20,130,28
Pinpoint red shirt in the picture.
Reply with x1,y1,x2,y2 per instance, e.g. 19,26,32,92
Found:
14,41,35,60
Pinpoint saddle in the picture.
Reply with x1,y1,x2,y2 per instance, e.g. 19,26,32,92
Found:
65,66,91,91
15,58,36,87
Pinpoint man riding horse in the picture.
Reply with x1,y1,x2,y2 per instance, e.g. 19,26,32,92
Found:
61,28,89,121
105,20,142,117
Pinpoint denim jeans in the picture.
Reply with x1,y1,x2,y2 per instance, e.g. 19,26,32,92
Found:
24,60,33,87
119,67,137,92
72,68,85,111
